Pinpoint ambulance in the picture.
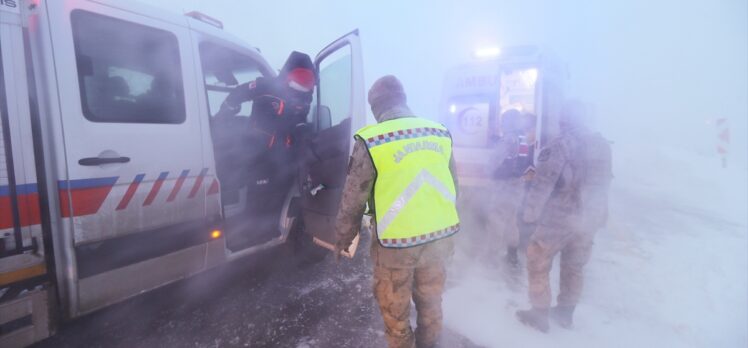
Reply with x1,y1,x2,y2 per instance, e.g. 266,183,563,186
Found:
439,45,568,251
0,1,364,346
440,45,567,188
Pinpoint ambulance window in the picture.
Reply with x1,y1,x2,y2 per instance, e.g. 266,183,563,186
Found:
199,43,265,117
499,68,538,124
317,45,352,129
71,10,185,124
498,67,538,143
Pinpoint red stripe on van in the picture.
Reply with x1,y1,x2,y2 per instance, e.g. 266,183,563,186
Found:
207,178,219,195
143,172,169,206
17,193,41,227
0,196,39,229
188,168,209,198
57,178,118,218
116,174,145,210
166,170,190,202
59,186,115,217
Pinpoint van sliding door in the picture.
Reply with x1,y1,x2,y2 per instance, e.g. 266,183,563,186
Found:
44,0,208,316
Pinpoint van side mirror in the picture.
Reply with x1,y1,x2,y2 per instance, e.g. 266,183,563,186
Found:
316,105,332,130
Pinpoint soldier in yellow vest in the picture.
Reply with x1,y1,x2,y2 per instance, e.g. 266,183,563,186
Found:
335,75,460,348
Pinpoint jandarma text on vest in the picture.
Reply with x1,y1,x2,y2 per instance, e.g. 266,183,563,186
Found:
393,141,445,163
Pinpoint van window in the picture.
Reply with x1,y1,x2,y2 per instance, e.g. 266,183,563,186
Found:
199,43,265,117
317,45,352,129
71,10,185,124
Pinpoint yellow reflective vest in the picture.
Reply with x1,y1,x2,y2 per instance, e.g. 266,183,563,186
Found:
355,117,460,248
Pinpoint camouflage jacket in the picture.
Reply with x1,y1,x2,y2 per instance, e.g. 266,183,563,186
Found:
335,108,458,268
521,127,612,233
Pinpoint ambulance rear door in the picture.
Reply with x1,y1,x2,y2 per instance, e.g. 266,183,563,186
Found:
1,0,43,264
0,4,55,345
441,61,501,187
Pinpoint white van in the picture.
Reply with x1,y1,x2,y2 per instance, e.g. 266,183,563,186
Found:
0,1,364,346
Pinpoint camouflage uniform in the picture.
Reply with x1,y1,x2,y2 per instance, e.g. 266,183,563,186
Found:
335,106,458,348
520,127,612,310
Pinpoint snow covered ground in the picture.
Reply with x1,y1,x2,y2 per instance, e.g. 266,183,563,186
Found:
37,144,745,348
443,146,748,348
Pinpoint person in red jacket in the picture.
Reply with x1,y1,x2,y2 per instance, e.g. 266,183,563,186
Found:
215,51,316,221
219,51,316,149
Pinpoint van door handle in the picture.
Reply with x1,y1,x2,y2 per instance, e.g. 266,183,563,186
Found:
78,156,131,166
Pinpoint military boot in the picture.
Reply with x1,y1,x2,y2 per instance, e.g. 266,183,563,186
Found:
551,305,575,329
515,308,549,333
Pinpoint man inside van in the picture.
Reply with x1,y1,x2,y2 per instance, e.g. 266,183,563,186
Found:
218,51,316,150
216,51,315,217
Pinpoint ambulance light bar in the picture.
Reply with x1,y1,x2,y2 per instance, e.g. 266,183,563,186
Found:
473,45,540,60
185,11,224,29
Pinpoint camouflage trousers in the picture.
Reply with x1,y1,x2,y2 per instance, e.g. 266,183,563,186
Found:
526,227,595,309
373,263,446,348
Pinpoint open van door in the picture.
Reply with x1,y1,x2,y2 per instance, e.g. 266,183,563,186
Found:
299,30,365,249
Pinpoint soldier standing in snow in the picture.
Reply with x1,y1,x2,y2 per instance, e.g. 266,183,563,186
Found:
335,75,460,348
515,100,613,332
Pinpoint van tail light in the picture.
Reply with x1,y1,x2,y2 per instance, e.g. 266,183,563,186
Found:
210,230,222,239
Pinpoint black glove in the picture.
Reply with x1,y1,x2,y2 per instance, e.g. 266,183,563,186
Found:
217,79,265,117
216,100,241,117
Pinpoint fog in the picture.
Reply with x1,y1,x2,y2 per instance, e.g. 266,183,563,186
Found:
143,1,746,347
152,0,747,160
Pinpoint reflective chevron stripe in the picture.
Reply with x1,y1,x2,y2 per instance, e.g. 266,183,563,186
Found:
377,169,457,234
356,117,460,248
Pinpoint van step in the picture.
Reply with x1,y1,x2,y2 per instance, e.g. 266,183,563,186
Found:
0,289,51,348
0,254,46,287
